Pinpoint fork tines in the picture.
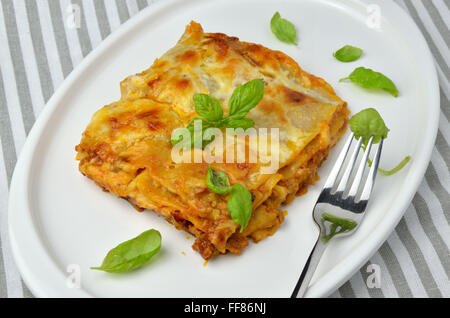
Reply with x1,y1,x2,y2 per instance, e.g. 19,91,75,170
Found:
324,133,384,203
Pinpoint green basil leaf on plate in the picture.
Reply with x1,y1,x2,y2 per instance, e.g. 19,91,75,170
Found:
227,184,253,233
207,165,232,195
349,108,389,147
270,12,297,45
340,67,399,97
351,108,411,176
91,229,161,273
333,45,363,62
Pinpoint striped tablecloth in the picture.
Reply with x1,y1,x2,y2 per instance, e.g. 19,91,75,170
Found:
0,0,448,298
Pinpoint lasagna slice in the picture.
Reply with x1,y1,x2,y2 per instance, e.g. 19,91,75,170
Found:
76,22,349,260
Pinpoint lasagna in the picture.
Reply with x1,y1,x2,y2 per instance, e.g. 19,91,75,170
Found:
76,22,349,260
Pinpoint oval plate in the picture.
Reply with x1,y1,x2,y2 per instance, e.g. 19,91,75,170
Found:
9,0,439,297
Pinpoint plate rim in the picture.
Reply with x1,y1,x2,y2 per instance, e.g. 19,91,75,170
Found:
8,0,440,298
306,0,440,297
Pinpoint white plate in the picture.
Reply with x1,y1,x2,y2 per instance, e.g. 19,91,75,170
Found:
9,0,439,298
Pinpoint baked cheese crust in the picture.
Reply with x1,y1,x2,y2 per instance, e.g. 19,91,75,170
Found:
76,22,349,259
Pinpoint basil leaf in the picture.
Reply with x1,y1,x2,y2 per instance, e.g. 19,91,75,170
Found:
351,108,410,177
194,94,223,122
333,45,363,62
227,184,253,233
91,229,161,273
207,165,232,195
341,67,399,97
270,12,297,45
349,108,389,147
223,118,255,129
229,79,264,119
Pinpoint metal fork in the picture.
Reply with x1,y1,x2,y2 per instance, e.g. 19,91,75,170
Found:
291,133,384,298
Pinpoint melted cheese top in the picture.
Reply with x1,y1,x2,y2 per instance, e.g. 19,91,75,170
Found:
117,22,345,189
77,22,348,255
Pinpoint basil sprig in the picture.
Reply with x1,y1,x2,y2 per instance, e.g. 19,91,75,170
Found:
333,45,363,62
207,165,232,195
340,67,399,97
91,229,161,273
171,79,265,149
227,184,253,233
206,166,253,232
270,12,297,45
350,108,410,176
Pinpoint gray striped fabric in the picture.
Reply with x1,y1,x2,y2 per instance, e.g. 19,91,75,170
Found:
0,0,448,298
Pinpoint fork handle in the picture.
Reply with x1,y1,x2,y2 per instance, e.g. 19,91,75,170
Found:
291,233,327,298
